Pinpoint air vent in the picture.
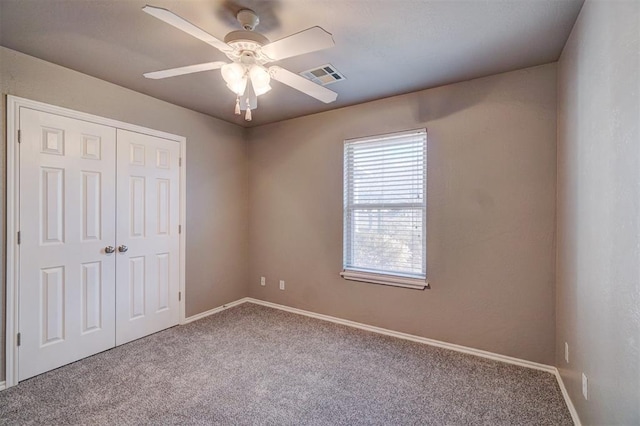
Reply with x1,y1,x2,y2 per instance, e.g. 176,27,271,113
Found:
300,64,345,86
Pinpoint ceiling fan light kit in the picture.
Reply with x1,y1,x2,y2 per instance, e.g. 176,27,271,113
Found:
249,66,272,96
221,62,248,95
142,5,340,121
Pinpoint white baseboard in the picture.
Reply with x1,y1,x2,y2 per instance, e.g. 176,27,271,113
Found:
0,381,5,391
554,369,582,425
181,296,579,425
245,297,556,373
181,297,251,324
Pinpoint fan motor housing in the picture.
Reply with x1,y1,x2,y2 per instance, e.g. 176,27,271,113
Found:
224,30,269,47
224,30,271,64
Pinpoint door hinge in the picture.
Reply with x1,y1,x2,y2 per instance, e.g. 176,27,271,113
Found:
18,129,22,143
179,158,182,167
178,225,182,234
178,292,182,302
17,333,21,347
17,231,21,245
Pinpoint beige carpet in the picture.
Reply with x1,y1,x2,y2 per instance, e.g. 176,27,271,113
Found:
0,302,573,425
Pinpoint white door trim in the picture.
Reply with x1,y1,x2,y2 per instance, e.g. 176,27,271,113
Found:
5,95,187,388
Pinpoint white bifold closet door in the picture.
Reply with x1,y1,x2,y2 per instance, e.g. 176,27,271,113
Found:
18,109,181,381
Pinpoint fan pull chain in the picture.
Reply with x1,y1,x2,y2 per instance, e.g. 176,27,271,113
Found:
245,98,252,121
234,97,241,115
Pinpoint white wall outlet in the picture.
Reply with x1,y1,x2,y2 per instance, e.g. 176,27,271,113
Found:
279,280,285,290
582,373,588,400
564,342,569,363
260,276,266,286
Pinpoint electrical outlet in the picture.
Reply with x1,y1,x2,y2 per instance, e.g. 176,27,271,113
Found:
582,373,588,400
260,276,266,286
279,280,285,290
565,342,569,363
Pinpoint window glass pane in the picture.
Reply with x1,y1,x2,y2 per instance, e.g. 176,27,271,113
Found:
351,208,424,276
343,130,427,280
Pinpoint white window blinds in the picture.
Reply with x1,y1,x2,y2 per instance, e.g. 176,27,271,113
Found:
343,129,427,286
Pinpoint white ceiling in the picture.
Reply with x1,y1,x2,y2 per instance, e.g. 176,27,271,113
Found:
0,0,583,127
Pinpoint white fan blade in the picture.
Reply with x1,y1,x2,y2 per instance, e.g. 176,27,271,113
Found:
144,61,227,79
269,66,337,103
262,27,334,62
142,5,231,53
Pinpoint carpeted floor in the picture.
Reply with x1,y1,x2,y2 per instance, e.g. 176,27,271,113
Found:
0,303,572,425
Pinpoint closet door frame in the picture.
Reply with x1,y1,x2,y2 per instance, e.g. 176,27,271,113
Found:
5,95,187,389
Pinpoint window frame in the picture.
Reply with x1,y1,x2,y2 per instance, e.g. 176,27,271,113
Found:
341,128,429,290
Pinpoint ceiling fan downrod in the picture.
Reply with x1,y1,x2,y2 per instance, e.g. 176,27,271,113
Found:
236,9,259,31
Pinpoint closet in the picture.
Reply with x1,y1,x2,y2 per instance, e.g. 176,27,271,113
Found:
8,98,185,382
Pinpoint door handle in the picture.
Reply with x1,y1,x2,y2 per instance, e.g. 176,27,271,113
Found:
118,245,129,253
105,246,115,254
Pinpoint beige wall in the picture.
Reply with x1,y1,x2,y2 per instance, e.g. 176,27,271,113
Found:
556,1,640,424
0,47,249,380
248,64,558,365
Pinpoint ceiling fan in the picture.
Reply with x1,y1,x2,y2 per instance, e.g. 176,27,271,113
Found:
142,5,339,121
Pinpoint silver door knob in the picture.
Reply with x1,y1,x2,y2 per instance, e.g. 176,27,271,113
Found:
105,246,115,254
118,245,129,253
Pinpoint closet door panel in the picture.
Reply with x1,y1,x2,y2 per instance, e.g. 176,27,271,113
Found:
18,108,117,381
115,129,180,345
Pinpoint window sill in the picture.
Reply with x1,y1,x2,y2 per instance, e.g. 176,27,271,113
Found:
340,270,429,290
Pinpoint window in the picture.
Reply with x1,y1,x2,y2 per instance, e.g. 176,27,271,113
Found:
341,129,428,290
